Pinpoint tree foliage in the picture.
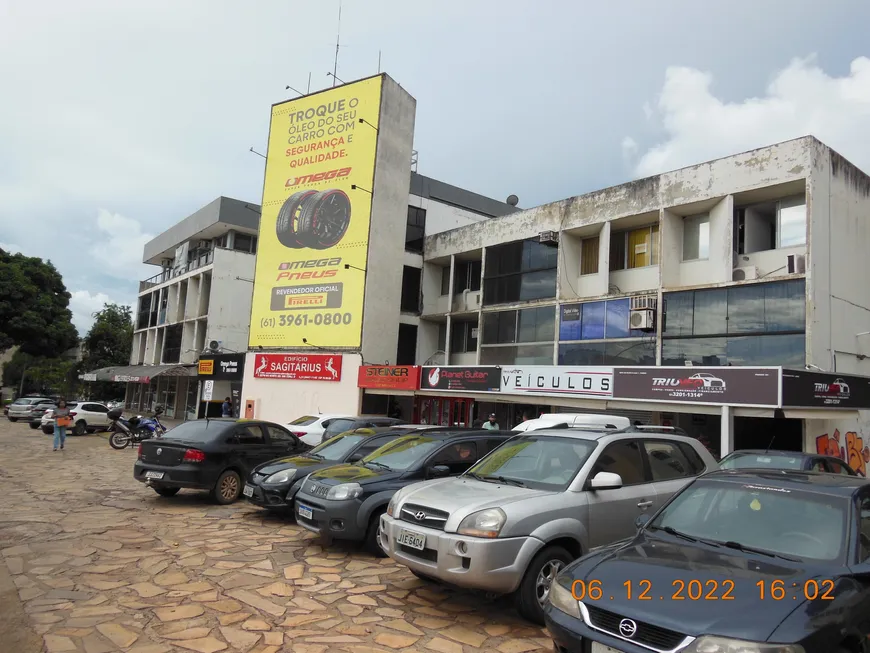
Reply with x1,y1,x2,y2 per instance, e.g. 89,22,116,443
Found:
0,248,79,356
79,303,133,400
2,350,77,397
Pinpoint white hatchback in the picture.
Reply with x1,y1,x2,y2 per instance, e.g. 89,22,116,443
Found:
41,402,111,436
285,414,353,447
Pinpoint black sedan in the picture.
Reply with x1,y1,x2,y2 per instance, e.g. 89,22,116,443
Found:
134,419,310,504
243,425,439,511
545,469,870,653
294,428,513,555
720,449,858,475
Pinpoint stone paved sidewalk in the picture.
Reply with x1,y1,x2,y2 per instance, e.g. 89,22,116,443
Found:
0,420,554,653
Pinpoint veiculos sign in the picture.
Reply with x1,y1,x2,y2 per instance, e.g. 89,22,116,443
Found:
499,366,613,399
357,366,420,391
253,353,342,382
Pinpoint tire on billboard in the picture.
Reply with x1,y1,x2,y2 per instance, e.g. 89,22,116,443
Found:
248,75,384,349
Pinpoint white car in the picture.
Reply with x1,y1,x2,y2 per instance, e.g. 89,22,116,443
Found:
41,401,111,436
285,414,354,447
512,413,631,432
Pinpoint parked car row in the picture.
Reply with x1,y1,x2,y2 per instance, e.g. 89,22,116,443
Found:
125,411,870,650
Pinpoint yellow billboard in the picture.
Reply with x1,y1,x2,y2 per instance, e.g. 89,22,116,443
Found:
248,75,383,349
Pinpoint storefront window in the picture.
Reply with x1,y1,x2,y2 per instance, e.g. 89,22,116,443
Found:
661,333,805,367
559,341,656,366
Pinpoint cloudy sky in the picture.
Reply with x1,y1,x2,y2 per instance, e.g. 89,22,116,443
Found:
2,0,869,335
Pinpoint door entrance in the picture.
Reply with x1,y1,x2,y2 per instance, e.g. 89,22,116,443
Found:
415,397,474,427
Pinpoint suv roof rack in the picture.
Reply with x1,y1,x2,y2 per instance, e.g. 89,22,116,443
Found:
615,424,689,436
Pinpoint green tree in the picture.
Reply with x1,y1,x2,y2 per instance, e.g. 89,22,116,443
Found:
2,350,77,397
79,303,133,400
0,248,78,356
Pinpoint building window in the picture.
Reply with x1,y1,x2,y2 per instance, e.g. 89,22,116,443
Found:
580,237,599,275
450,320,478,354
479,344,553,366
682,214,710,261
610,224,659,271
453,260,482,293
233,233,257,254
400,266,421,313
215,234,228,248
438,323,447,351
483,239,558,306
440,268,450,295
558,298,652,366
136,294,152,331
405,206,426,253
734,194,806,254
661,279,805,366
482,306,555,345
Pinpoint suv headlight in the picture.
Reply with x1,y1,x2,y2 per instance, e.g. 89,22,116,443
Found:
457,508,506,538
326,483,363,501
548,581,580,619
264,469,296,485
684,638,805,653
387,493,400,517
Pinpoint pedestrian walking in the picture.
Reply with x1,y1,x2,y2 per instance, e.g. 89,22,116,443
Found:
53,399,72,451
221,397,232,417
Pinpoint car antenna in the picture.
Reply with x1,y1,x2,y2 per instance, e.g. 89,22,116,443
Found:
765,434,776,453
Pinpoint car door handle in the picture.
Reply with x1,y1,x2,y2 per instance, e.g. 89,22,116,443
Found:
637,500,654,508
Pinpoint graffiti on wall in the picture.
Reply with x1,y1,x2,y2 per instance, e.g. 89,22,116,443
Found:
815,429,870,476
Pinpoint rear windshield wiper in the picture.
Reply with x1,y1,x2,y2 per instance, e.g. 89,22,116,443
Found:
721,540,800,562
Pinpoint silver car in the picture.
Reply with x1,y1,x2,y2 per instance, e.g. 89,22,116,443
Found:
7,397,54,422
379,426,718,624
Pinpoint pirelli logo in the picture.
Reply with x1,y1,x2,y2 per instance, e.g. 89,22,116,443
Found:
271,283,344,311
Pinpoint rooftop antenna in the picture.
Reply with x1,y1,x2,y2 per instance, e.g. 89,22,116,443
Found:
332,0,342,87
307,72,312,94
378,50,381,73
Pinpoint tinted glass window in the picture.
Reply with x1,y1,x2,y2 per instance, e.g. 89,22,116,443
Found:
825,459,854,475
289,415,318,426
727,283,766,334
650,480,847,562
592,440,645,485
693,289,727,335
236,425,265,445
581,302,605,340
325,419,355,436
644,440,693,481
362,435,442,471
663,292,694,336
809,459,827,472
163,420,234,442
356,435,399,457
429,441,479,474
677,442,707,474
860,497,870,562
719,452,805,470
311,433,371,460
267,426,295,443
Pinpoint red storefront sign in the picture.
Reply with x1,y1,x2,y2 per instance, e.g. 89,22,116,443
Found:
357,366,420,391
253,353,342,382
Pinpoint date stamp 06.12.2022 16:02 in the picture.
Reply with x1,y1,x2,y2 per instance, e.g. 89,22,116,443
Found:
569,579,837,602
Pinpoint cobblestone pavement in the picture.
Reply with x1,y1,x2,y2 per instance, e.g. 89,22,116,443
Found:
0,420,554,653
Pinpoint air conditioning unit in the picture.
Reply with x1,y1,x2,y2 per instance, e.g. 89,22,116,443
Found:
630,295,657,311
732,266,758,282
206,340,222,353
787,254,806,274
538,231,559,245
629,309,655,331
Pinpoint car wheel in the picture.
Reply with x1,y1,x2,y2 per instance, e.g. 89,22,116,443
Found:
29,422,39,430
213,470,242,505
73,420,87,436
42,427,53,435
153,486,180,497
514,545,573,625
364,509,388,557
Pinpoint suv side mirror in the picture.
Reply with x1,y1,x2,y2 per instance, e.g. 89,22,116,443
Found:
349,453,364,463
427,464,450,478
589,471,623,490
635,514,651,530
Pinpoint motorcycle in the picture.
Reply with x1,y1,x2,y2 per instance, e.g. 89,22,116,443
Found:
108,406,166,449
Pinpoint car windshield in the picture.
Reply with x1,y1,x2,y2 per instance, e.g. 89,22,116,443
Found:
719,453,805,470
467,436,598,490
310,431,373,460
361,435,441,471
649,479,848,562
289,415,318,426
162,420,234,442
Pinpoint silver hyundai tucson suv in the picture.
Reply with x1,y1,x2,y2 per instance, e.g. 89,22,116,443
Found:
379,426,718,624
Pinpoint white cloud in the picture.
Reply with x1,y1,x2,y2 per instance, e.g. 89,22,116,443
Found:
630,56,870,178
69,290,114,335
89,209,153,281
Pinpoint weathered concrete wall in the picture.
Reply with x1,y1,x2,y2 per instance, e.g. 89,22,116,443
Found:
425,137,814,261
361,75,416,366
